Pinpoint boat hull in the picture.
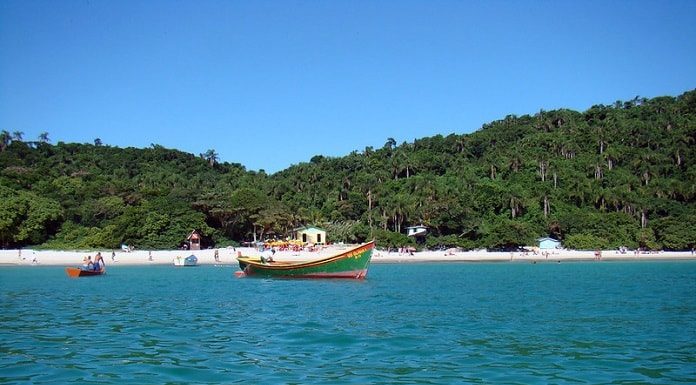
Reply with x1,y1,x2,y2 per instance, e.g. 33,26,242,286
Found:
65,267,105,277
237,241,374,279
174,255,198,267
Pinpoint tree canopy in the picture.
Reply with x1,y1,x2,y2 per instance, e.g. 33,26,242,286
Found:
1,90,695,250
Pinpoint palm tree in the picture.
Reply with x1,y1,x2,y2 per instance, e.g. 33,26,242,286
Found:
203,149,219,166
12,131,23,141
454,136,471,155
0,130,10,151
38,132,50,143
94,138,103,146
384,137,396,151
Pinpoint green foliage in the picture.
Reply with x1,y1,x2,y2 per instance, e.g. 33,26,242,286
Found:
424,235,477,250
41,222,117,250
323,221,369,244
481,217,536,249
652,215,696,250
0,185,62,246
636,228,660,250
370,229,412,249
564,234,611,250
1,90,695,250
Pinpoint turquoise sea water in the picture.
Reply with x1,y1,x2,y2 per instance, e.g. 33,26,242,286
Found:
1,262,695,384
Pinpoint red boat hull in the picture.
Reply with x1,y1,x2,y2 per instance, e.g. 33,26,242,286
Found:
65,267,106,277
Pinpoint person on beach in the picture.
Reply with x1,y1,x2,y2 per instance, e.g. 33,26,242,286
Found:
111,250,116,261
214,249,220,262
148,251,153,261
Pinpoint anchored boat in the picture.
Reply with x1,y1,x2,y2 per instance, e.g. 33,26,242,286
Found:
65,267,106,277
174,255,198,267
236,241,374,279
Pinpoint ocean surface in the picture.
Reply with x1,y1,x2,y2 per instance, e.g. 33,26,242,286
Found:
1,261,694,384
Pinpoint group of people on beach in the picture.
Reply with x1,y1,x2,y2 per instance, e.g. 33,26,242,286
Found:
82,252,105,271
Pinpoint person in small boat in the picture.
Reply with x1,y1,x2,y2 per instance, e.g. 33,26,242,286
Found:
93,252,104,271
83,256,93,271
260,248,275,264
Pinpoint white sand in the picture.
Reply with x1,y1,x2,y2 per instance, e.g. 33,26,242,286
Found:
1,246,694,267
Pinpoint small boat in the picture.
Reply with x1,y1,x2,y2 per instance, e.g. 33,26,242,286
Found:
236,241,374,279
65,267,106,277
174,255,198,267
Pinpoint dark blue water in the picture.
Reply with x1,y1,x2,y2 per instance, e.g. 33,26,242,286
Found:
1,262,695,384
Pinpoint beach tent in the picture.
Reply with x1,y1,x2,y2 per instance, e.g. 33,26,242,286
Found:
538,237,561,250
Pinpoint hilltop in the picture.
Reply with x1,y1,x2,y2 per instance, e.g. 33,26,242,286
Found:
1,90,695,250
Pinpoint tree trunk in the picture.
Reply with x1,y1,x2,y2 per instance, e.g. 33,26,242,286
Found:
367,189,373,229
676,150,682,166
538,161,547,181
641,210,647,228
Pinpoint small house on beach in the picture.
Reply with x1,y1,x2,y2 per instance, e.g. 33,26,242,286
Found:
186,230,202,250
292,226,326,245
406,225,428,237
538,237,561,250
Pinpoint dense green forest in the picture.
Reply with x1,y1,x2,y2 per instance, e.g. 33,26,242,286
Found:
2,90,695,251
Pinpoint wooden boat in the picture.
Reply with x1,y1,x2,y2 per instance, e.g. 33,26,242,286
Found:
236,241,374,279
65,267,106,277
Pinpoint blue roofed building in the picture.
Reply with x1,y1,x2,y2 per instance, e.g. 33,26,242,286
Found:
538,237,561,250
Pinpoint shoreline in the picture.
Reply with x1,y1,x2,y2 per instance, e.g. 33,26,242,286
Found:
1,246,694,267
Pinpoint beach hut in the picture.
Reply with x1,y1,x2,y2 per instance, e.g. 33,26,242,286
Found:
292,226,327,245
186,230,202,250
538,237,561,250
406,225,428,237
406,225,428,244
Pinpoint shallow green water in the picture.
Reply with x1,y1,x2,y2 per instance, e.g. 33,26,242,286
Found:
1,262,694,384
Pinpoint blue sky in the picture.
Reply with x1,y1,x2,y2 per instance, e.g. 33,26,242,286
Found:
1,1,695,173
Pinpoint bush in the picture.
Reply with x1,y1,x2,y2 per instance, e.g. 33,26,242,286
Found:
425,235,477,250
41,222,119,249
563,233,610,250
370,229,412,249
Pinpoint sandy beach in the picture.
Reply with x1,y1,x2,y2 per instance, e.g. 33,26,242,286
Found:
1,245,694,267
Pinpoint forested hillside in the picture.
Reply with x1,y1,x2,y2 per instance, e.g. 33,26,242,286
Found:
2,90,695,250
